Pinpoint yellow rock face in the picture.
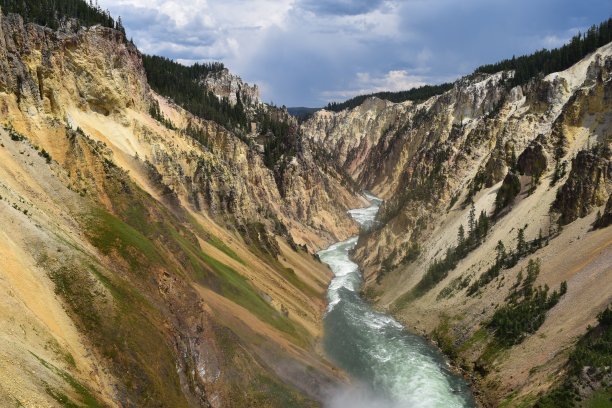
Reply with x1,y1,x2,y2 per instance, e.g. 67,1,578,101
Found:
0,15,363,407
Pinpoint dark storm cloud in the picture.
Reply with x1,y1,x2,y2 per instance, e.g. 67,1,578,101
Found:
99,0,612,106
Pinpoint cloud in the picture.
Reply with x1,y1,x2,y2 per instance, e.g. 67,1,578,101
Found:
297,0,388,16
321,70,428,101
541,35,568,49
539,27,583,49
98,0,612,106
101,0,292,60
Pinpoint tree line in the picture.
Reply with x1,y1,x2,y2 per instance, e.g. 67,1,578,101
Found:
256,106,297,170
142,55,248,134
325,17,611,113
1,0,122,32
325,83,454,112
476,18,612,87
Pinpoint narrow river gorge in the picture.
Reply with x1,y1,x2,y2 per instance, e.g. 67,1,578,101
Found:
319,193,476,408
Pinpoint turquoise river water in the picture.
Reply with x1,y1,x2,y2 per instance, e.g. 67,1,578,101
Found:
319,193,476,408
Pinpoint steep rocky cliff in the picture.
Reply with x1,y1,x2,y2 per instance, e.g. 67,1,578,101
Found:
303,43,612,406
203,68,260,108
0,12,363,407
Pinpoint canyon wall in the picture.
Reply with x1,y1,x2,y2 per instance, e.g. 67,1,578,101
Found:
0,14,363,407
303,43,612,406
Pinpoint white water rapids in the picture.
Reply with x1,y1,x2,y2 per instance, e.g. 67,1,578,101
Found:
319,193,476,408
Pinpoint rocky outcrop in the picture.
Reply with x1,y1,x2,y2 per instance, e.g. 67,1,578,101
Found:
494,171,521,215
138,113,360,252
516,140,547,177
203,68,260,107
593,192,612,228
480,150,508,188
0,13,149,117
301,97,399,183
552,147,611,225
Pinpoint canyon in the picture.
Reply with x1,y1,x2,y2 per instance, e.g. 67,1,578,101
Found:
0,4,610,408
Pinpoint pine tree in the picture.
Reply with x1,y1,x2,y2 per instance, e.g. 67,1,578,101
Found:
495,240,506,264
468,204,476,235
458,224,465,248
116,15,125,34
537,228,543,248
516,228,526,256
477,210,489,241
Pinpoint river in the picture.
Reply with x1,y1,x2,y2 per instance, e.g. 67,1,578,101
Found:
319,192,476,408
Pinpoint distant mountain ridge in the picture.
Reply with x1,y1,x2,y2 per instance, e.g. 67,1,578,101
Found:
287,107,321,121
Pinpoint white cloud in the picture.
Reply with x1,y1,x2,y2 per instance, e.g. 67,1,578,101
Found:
321,70,428,101
541,35,566,48
98,0,609,106
100,0,293,60
539,27,583,49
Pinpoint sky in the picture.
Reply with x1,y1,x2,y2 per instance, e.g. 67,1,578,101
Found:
98,0,611,107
